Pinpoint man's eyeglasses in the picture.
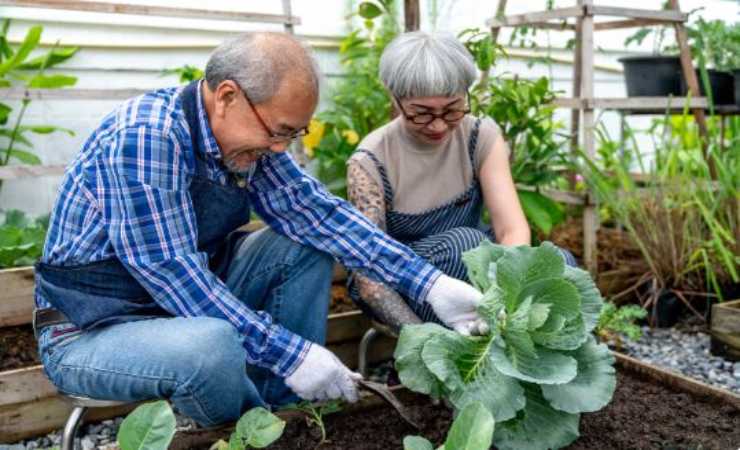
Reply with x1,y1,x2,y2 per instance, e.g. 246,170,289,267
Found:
394,92,471,126
235,81,309,143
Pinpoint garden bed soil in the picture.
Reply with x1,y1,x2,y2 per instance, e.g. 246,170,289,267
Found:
0,324,38,371
186,370,740,450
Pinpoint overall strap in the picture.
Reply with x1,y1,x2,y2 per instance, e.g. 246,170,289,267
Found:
467,118,482,181
354,149,394,208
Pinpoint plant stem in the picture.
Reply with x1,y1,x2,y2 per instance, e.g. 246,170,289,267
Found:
0,97,30,195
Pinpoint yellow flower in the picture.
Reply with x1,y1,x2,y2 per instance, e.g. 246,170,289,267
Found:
342,129,359,145
302,119,325,158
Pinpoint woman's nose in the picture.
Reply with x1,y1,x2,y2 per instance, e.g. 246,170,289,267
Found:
426,117,447,133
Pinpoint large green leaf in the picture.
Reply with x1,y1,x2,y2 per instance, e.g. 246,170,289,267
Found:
531,314,588,351
1,148,41,164
461,239,505,292
490,340,578,385
444,402,495,450
117,400,176,450
493,384,580,450
0,25,42,76
541,337,616,413
495,242,566,312
395,323,451,397
229,407,285,449
517,278,581,321
564,265,604,333
517,189,564,235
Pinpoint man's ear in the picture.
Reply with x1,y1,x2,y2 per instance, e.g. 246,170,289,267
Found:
213,80,241,117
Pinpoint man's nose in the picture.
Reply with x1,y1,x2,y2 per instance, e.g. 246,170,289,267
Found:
269,141,290,152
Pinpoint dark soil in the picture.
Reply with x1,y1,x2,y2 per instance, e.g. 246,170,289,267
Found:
250,371,739,450
0,324,38,371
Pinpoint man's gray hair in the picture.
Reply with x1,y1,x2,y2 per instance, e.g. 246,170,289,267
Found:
205,32,320,104
379,31,477,99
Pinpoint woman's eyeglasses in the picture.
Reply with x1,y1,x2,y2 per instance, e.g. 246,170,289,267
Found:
394,92,471,126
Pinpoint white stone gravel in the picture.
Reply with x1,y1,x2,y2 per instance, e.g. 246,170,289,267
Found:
620,325,740,394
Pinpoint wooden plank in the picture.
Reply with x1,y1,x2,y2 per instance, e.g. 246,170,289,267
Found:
325,311,371,344
404,0,420,31
0,164,65,180
0,0,301,25
0,267,34,327
486,6,583,27
0,395,136,442
614,352,740,411
0,88,148,101
515,185,587,206
551,97,710,110
594,18,666,31
710,299,740,360
590,5,686,22
0,365,56,406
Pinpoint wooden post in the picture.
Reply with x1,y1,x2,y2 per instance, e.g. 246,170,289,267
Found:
668,0,714,178
480,0,508,85
580,0,598,275
569,12,583,190
404,0,420,31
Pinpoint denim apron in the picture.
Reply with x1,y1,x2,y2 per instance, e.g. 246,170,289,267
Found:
35,80,252,330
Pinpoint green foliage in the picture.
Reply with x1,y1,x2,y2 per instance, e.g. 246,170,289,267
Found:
403,401,494,450
281,400,342,446
117,401,176,450
118,401,285,450
161,64,204,85
596,302,647,349
684,18,740,71
0,209,48,268
471,75,568,236
395,241,615,450
307,0,398,198
0,20,78,195
580,109,739,302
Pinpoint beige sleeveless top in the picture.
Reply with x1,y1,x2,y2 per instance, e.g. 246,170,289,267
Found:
348,115,507,214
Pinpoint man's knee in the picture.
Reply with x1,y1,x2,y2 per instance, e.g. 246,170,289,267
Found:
239,228,334,274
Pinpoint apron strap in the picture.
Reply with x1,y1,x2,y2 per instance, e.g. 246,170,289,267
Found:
467,118,482,181
354,148,394,208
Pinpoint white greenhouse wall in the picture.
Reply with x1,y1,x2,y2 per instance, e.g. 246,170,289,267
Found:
0,0,737,216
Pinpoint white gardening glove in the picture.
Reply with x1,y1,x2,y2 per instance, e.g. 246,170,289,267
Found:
426,274,490,336
285,343,362,403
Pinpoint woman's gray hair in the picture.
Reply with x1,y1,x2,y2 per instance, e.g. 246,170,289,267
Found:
205,32,320,104
379,31,477,99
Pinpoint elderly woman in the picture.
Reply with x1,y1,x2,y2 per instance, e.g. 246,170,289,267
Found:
346,31,576,329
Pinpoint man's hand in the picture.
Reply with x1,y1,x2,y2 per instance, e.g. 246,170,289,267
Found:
426,275,490,336
285,343,362,403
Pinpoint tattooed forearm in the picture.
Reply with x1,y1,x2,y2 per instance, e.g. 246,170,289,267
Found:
347,161,386,231
347,160,421,330
355,273,422,332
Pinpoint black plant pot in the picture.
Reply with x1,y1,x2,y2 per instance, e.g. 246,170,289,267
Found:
619,55,683,97
649,290,682,328
734,69,740,107
680,69,735,105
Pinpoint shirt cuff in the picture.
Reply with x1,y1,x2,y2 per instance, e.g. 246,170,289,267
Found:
407,259,444,305
255,324,312,378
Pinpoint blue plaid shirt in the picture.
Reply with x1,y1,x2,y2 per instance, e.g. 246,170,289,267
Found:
38,82,441,377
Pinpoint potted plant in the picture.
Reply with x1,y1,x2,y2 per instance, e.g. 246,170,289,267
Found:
680,18,740,106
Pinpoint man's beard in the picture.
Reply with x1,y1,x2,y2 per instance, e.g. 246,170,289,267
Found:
223,148,270,174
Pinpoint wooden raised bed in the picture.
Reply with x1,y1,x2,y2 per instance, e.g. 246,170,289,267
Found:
0,266,35,328
710,299,740,361
0,311,388,443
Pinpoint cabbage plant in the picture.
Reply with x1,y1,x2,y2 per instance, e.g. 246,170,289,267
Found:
395,241,616,450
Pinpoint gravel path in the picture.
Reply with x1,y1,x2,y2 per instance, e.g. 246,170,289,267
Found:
621,326,740,394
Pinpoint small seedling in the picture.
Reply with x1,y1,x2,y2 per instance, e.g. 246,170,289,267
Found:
282,400,342,448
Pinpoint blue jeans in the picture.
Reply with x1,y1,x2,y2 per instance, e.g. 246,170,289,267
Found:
37,228,334,426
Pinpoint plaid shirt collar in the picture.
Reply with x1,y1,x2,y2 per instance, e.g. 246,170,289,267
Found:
195,79,224,163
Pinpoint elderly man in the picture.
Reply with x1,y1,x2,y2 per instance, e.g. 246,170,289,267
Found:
33,32,485,427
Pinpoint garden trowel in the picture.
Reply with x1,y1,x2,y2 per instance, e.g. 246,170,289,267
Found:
357,379,421,430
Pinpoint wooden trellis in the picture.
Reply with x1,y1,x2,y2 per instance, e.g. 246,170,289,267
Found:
486,0,711,274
